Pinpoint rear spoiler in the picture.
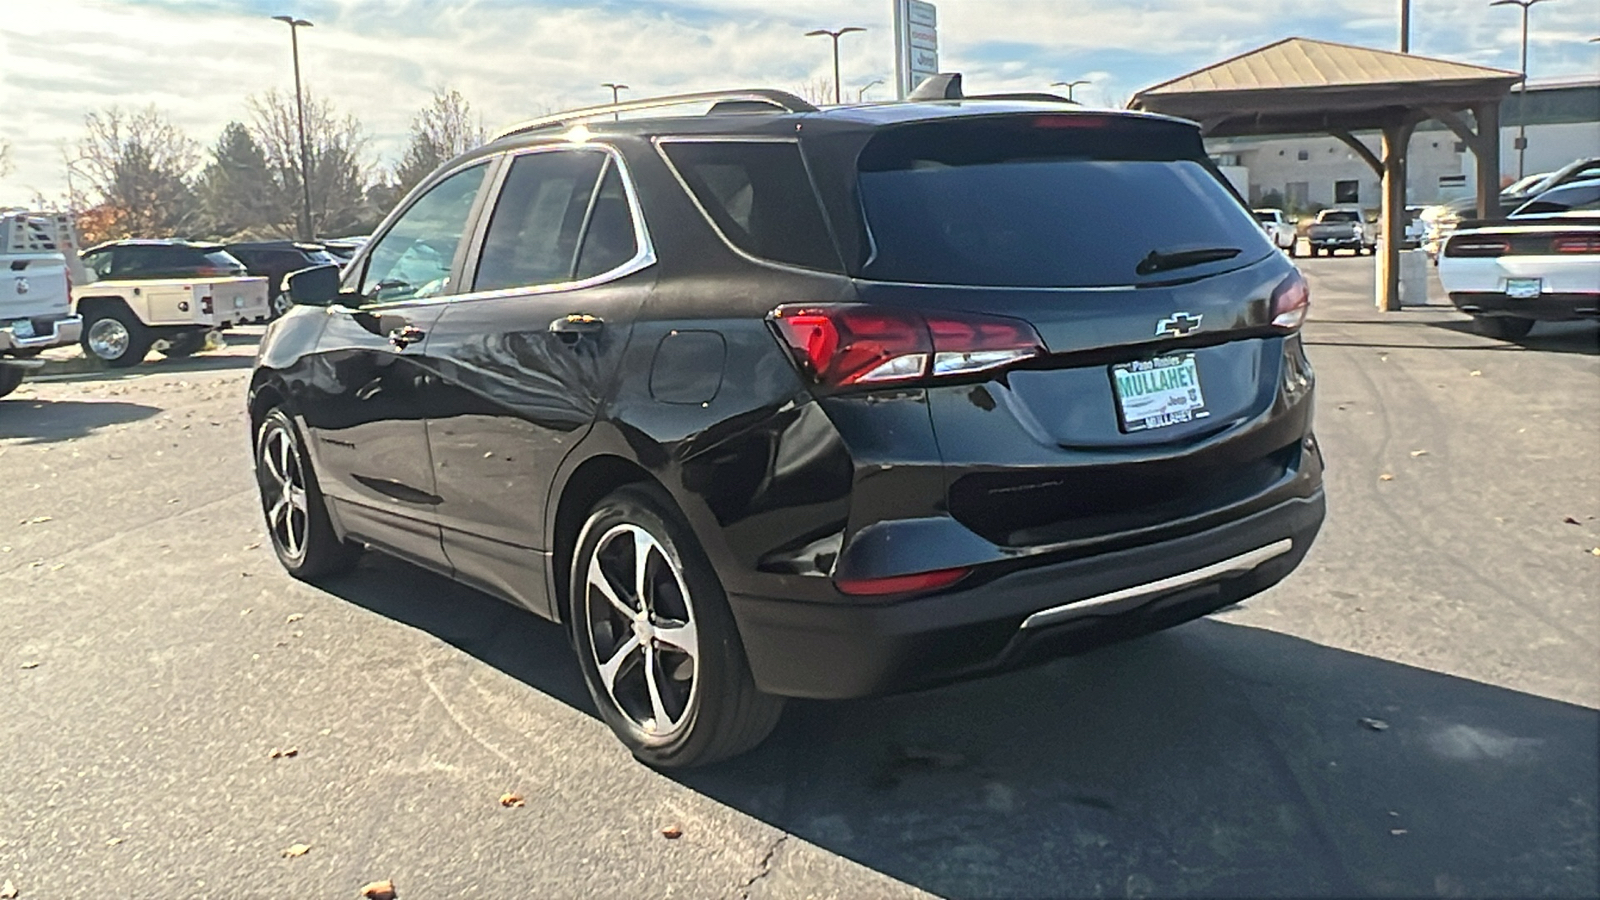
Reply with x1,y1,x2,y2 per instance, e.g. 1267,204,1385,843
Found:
1456,214,1600,230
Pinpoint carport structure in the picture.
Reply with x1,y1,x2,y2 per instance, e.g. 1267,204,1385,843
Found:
1130,38,1520,310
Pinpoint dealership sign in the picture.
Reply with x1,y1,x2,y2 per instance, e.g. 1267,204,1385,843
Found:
894,0,939,97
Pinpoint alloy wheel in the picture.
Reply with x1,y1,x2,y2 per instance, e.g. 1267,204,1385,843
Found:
258,421,310,562
87,318,130,360
584,524,700,739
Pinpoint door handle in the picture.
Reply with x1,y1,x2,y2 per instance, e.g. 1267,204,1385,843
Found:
549,314,605,345
388,324,427,349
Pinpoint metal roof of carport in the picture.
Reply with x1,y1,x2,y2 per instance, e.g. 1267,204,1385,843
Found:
1130,37,1520,311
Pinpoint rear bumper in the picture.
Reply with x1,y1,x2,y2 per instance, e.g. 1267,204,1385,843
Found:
0,314,82,354
1449,291,1600,321
728,489,1325,699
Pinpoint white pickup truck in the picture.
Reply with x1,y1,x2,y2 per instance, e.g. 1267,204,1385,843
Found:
1,212,83,398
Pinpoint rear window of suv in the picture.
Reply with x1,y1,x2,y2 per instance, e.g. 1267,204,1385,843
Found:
852,115,1271,288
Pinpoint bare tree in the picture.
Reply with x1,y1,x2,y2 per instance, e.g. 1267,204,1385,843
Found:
0,139,13,179
393,88,487,196
792,77,834,107
75,107,201,239
248,88,376,238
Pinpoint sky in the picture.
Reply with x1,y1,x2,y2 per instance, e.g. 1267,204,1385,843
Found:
2,0,1597,207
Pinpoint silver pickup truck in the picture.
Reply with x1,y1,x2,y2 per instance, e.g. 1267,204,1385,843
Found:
1,213,83,399
1307,208,1375,257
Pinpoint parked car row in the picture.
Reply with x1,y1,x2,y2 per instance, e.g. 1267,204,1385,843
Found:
1423,156,1600,262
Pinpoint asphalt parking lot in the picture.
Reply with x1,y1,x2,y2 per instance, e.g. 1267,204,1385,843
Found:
1,258,1596,899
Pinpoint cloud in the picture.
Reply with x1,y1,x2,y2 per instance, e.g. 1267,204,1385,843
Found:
2,0,1596,207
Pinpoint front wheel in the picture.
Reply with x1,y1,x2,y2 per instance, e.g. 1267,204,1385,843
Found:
1471,315,1535,340
569,484,783,768
254,407,360,579
81,306,153,368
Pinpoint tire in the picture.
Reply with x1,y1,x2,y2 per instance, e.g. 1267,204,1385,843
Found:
254,407,361,580
81,305,153,368
1287,240,1298,258
0,366,23,400
157,329,208,358
569,484,784,768
1471,316,1535,340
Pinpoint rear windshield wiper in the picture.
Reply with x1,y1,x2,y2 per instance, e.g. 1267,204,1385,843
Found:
1136,246,1242,276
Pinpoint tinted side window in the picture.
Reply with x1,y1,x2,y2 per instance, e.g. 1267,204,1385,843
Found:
1515,183,1600,216
474,150,606,292
361,162,490,304
84,249,113,280
574,163,640,281
661,141,841,272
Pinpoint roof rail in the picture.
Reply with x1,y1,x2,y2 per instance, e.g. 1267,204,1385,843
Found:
492,89,818,141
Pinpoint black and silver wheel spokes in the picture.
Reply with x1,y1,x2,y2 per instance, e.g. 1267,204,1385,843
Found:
585,524,699,737
259,425,310,560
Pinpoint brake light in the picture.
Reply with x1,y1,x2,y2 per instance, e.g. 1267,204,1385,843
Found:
1269,270,1310,330
835,566,970,596
1446,237,1510,258
1552,235,1600,254
769,305,1043,389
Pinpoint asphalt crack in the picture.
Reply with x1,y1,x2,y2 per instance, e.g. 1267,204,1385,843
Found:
736,831,789,899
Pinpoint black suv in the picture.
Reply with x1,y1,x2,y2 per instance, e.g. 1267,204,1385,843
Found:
225,241,340,319
250,87,1324,767
80,240,247,281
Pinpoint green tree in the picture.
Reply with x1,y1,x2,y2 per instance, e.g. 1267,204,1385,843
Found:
196,122,281,238
76,107,200,239
393,88,486,197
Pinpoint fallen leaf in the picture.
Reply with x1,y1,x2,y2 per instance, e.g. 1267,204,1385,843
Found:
1409,450,1428,458
245,542,261,550
498,792,524,808
1379,473,1394,482
106,837,123,846
1359,717,1390,731
1469,370,1482,377
269,747,299,759
1564,517,1581,525
19,662,39,670
360,880,398,900
286,613,304,624
1591,548,1600,557
0,878,15,898
281,843,311,858
660,824,683,839
23,516,51,524
1390,828,1408,836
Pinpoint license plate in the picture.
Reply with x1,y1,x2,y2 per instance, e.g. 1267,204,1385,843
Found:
9,318,34,339
1112,354,1209,433
1505,278,1542,299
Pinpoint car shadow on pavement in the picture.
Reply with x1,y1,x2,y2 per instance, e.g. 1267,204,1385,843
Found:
322,557,1599,900
1422,319,1600,356
0,398,160,444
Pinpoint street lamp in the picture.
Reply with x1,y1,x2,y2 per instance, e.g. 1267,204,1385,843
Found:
1490,0,1554,180
272,14,315,241
1052,79,1091,102
857,78,884,102
601,82,628,121
805,27,866,105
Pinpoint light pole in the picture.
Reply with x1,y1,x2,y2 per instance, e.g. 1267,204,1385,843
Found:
272,15,315,240
1490,0,1553,180
857,78,884,102
805,27,865,105
601,82,628,121
1052,79,1091,102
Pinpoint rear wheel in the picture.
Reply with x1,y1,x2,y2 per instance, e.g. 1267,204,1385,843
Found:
81,306,153,368
1471,315,1535,340
254,407,360,579
0,366,24,399
569,484,783,768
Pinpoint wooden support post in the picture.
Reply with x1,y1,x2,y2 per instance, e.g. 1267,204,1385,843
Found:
1473,102,1503,221
1377,121,1416,311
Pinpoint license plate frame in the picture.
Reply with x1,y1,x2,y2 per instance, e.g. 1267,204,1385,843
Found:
1111,353,1209,434
1505,278,1542,299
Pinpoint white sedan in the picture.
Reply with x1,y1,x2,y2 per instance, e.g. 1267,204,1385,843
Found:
1438,187,1600,340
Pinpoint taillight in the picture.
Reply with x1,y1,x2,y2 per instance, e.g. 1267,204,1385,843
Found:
1269,270,1310,330
769,304,1043,389
1552,235,1600,254
1445,236,1510,257
835,566,970,597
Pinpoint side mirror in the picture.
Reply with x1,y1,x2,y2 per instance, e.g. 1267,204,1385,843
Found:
285,264,342,307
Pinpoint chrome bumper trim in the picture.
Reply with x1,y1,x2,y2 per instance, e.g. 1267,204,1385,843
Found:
0,314,82,352
1019,538,1294,630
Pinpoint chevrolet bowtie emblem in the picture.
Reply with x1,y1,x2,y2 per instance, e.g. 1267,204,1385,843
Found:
1156,312,1202,337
